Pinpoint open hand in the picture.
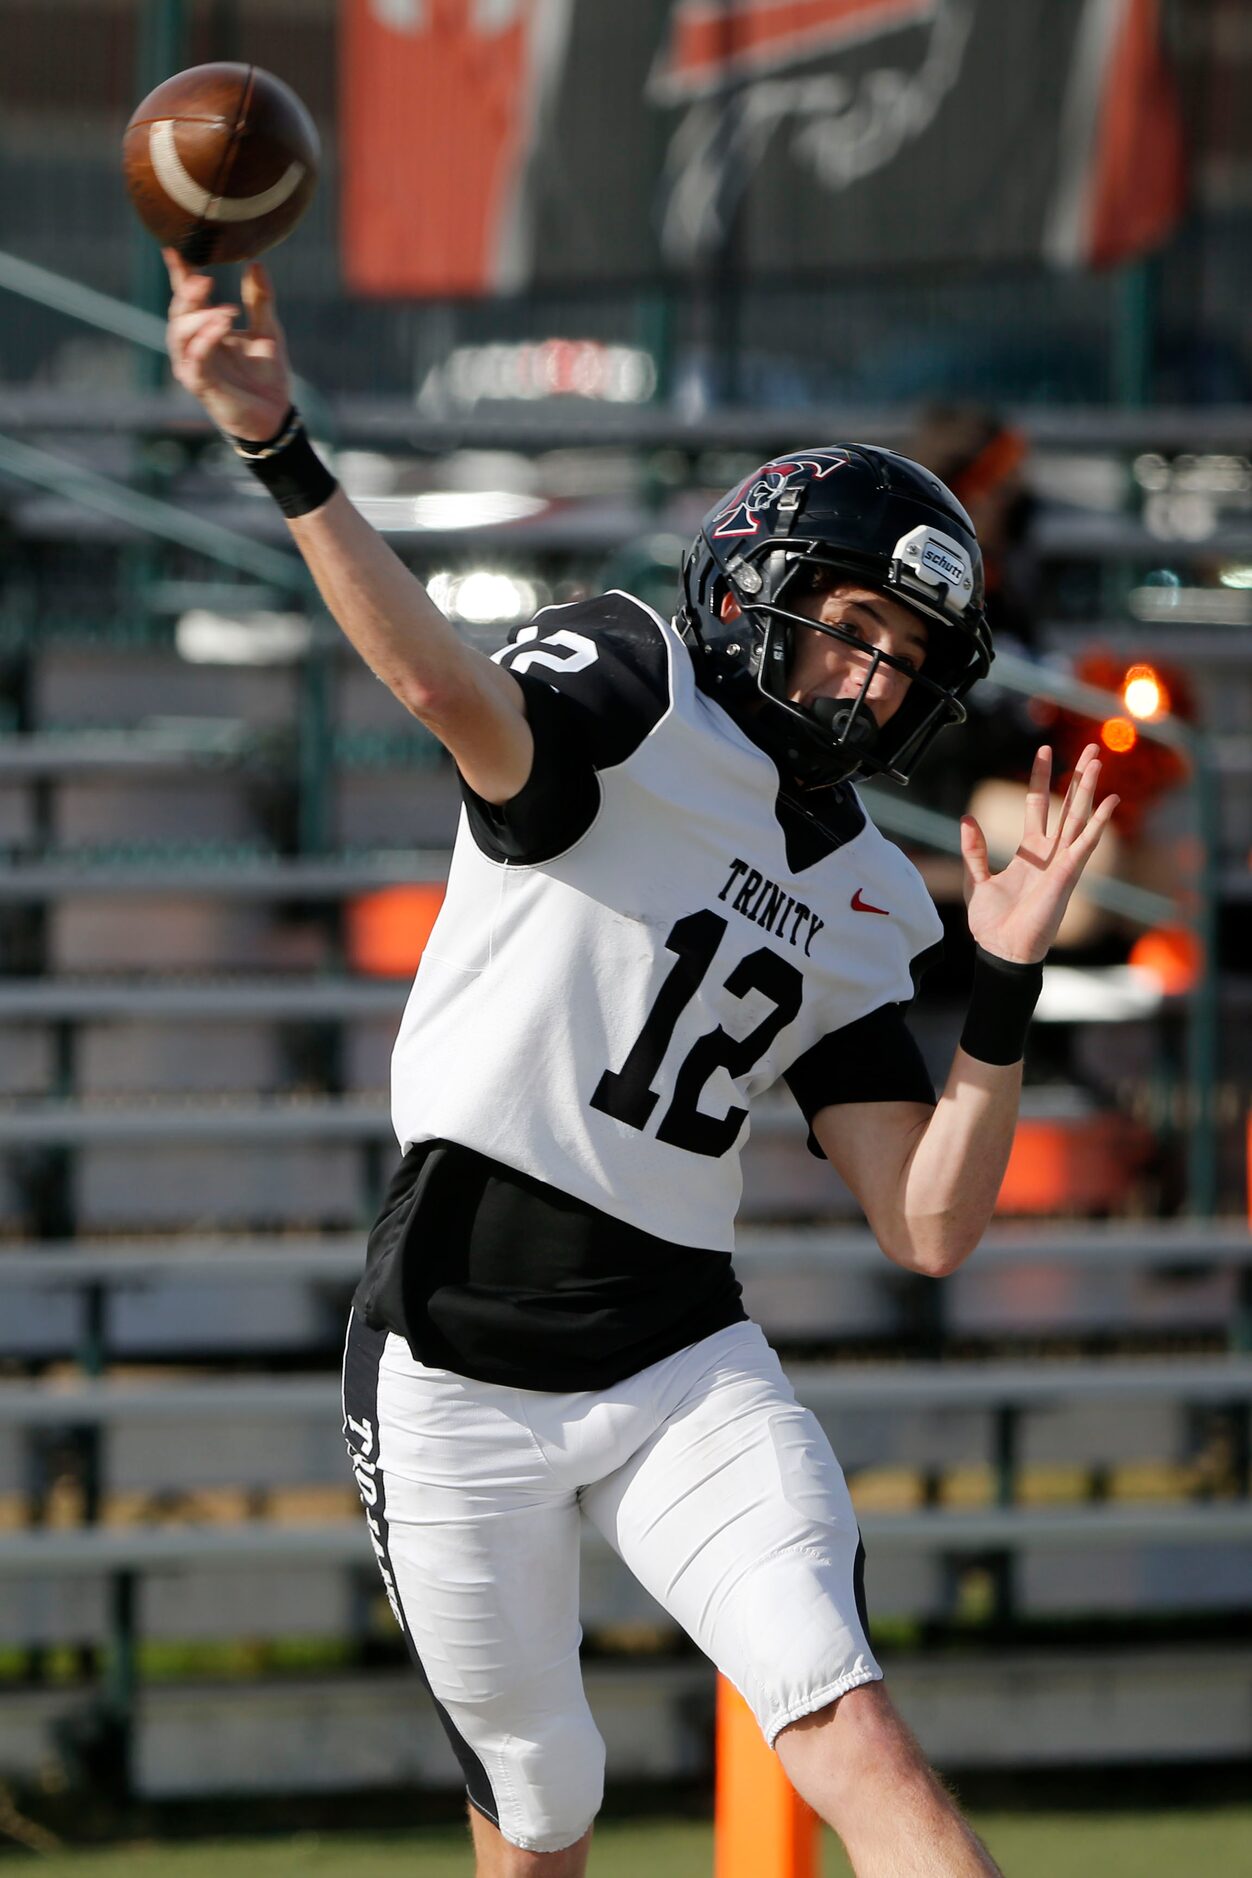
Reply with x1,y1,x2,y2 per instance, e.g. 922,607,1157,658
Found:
164,248,293,442
960,744,1119,964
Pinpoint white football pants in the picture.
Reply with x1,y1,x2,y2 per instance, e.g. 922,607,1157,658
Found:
342,1310,879,1855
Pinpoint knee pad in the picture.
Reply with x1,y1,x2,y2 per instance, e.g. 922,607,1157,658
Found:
448,1694,606,1855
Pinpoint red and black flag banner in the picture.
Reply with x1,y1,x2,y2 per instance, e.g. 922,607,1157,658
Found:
340,0,1187,297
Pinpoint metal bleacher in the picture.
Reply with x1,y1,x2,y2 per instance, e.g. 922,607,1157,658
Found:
3,279,1252,1797
2,786,1249,1787
1,1293,1250,1793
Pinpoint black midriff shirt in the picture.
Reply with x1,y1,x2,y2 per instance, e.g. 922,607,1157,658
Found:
353,1139,748,1392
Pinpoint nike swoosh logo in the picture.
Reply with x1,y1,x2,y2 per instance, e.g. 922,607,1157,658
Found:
851,889,890,915
149,119,306,224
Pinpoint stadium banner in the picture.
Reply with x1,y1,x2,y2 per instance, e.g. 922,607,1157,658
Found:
340,0,1186,297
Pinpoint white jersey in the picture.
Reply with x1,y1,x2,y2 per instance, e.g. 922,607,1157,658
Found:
390,593,941,1252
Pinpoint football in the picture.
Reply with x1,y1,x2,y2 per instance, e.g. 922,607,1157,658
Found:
122,62,319,266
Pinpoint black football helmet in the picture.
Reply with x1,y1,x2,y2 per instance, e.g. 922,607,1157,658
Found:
677,444,994,787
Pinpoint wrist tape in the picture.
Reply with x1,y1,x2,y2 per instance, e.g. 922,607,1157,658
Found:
227,406,338,518
959,946,1044,1066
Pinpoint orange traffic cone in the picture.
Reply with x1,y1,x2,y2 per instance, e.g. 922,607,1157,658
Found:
714,1676,820,1878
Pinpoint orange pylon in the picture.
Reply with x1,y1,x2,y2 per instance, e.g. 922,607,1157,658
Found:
714,1675,820,1878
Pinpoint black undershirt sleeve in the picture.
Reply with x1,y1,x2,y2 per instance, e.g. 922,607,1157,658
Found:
785,1002,937,1159
460,594,672,866
461,674,601,865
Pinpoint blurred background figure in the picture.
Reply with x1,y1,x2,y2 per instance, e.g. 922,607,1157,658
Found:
901,405,1045,821
907,405,1039,656
900,404,1124,961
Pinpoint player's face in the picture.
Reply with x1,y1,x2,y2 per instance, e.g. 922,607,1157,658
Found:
786,581,928,727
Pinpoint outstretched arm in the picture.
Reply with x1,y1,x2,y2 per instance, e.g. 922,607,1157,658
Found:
814,743,1119,1275
164,251,531,804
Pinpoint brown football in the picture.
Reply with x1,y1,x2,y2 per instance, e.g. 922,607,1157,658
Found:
122,62,319,266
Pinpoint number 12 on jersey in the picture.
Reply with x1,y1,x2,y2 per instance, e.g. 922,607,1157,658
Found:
590,910,803,1158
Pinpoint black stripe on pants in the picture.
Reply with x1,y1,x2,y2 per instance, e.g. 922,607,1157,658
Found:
853,1534,872,1645
342,1309,500,1826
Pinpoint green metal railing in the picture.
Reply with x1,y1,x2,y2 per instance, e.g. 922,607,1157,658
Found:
0,248,331,433
0,430,305,590
0,237,335,848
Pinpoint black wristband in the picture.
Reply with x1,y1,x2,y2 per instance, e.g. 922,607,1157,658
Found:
959,946,1044,1066
227,406,338,519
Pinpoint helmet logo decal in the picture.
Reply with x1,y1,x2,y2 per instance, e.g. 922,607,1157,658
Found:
711,451,848,539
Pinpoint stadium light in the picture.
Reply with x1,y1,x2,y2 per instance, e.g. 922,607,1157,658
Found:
1122,664,1169,721
425,569,548,626
354,491,547,532
1100,716,1137,754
